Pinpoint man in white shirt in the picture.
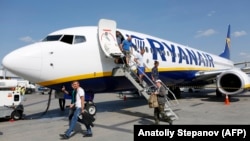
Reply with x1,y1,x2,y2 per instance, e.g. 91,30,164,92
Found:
134,48,146,85
60,81,93,139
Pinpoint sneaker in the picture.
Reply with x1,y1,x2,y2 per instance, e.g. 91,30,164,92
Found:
83,133,93,137
69,130,75,136
64,130,75,136
59,134,69,139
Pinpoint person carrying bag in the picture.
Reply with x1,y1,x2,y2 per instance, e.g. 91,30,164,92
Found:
151,79,170,125
148,94,159,108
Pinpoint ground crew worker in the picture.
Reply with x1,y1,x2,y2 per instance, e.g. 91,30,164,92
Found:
20,86,26,101
15,85,21,93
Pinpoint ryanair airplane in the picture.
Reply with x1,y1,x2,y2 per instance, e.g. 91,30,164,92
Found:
2,19,250,100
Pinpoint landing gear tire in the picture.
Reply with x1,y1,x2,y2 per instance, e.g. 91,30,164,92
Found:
11,110,22,120
169,87,181,99
26,89,32,94
174,87,181,99
188,88,193,93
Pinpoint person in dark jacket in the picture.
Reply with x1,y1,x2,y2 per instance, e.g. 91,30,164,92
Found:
152,79,171,125
151,61,159,82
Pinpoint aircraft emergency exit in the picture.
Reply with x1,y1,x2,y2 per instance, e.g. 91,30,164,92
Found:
2,19,250,99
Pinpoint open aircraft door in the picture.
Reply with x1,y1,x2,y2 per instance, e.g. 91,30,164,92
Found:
98,19,123,58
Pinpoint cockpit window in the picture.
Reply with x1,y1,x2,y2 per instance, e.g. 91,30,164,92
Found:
61,35,74,44
74,36,86,44
42,34,86,45
42,35,62,41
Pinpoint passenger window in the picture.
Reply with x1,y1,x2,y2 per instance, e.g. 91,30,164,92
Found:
74,36,86,44
182,55,186,60
61,35,73,44
162,50,165,56
145,47,148,53
171,53,175,57
167,51,169,56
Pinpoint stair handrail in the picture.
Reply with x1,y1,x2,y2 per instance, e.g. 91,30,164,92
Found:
131,53,179,106
128,54,157,90
120,53,179,107
161,82,180,107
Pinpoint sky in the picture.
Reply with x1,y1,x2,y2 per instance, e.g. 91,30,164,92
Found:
1,0,250,68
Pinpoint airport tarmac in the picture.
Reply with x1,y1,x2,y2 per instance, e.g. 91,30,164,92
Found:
1,89,250,141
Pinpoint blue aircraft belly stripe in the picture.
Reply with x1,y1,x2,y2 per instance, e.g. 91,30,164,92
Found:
40,68,207,94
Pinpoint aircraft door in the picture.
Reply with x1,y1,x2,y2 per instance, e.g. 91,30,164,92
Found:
98,19,123,58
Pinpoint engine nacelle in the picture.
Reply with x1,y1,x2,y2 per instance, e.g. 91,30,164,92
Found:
217,68,250,95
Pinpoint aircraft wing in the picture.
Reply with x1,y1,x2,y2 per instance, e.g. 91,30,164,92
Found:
241,68,250,74
234,61,250,74
193,67,250,95
193,69,227,81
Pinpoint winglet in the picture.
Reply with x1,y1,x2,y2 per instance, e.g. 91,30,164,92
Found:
219,24,231,59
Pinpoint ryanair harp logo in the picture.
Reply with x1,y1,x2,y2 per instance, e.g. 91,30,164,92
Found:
226,38,231,48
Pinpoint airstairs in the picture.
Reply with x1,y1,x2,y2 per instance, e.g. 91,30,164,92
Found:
112,58,179,122
97,18,179,122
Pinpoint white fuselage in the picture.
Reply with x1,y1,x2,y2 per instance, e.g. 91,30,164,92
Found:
2,26,236,93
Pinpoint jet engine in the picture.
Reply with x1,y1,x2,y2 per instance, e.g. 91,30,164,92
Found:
217,68,250,95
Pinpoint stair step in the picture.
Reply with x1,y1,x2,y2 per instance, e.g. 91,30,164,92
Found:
170,117,178,121
165,112,175,117
164,109,171,112
112,66,179,121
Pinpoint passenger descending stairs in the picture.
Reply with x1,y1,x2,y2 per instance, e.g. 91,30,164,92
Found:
112,60,179,122
98,19,178,121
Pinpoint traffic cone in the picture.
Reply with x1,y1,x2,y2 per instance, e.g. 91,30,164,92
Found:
9,118,14,122
224,95,230,105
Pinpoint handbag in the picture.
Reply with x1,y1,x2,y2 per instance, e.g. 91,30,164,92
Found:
148,94,159,108
78,110,95,127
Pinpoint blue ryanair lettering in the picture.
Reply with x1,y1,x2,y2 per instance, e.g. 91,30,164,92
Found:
202,53,208,66
205,54,214,67
146,38,166,61
197,52,205,66
185,48,198,65
161,42,176,62
131,35,214,67
177,46,189,64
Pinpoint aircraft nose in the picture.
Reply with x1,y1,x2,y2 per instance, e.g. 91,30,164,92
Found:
2,43,42,81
